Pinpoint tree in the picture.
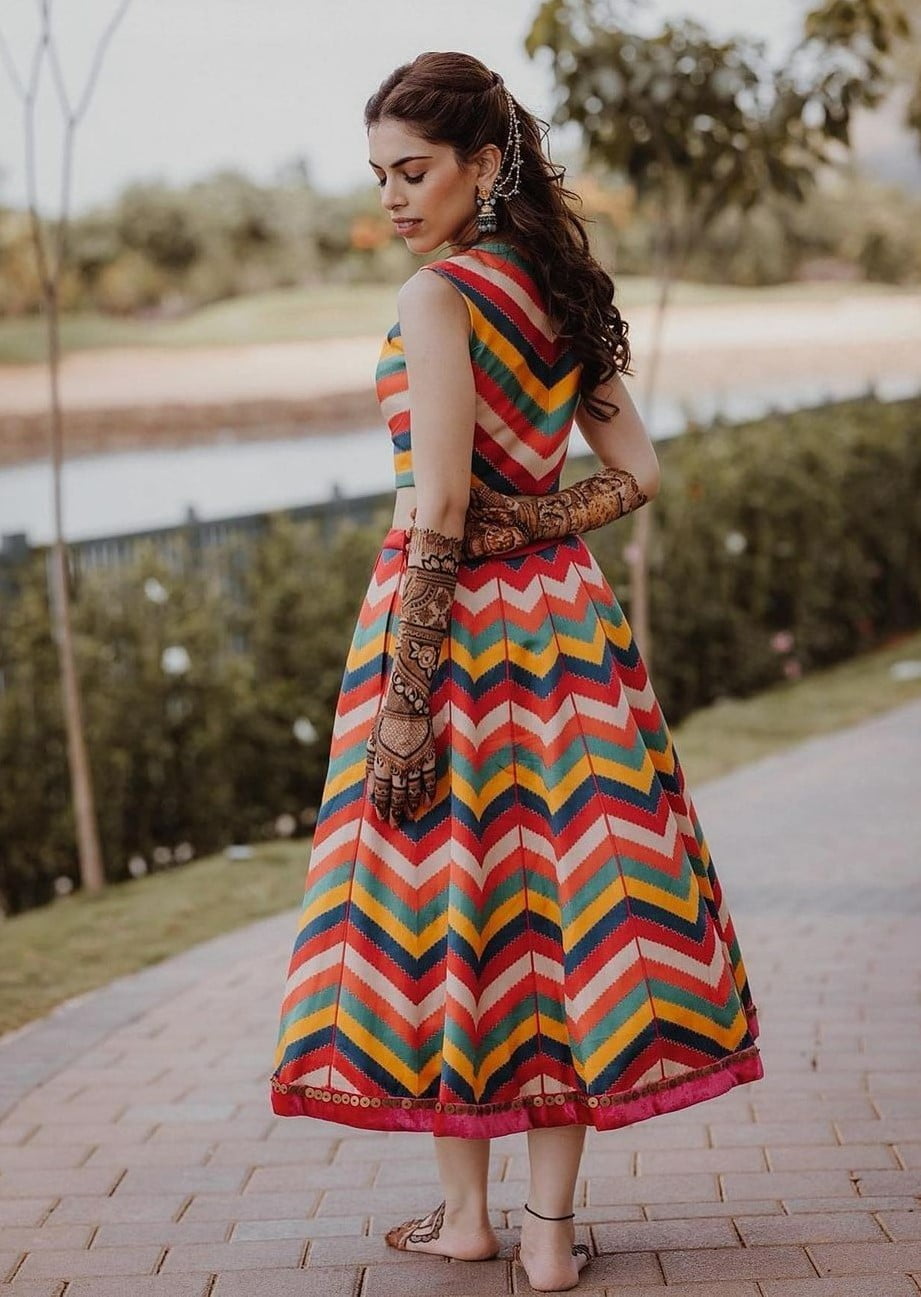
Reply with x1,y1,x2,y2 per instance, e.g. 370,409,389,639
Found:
0,0,135,893
526,0,912,666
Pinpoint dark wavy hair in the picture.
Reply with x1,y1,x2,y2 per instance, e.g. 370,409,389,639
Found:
364,51,632,420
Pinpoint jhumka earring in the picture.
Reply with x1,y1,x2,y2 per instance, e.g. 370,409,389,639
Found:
476,186,498,235
475,85,523,239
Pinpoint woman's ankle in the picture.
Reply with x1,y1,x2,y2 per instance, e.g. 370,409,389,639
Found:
443,1199,493,1230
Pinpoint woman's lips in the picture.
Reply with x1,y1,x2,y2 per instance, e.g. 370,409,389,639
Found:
393,219,421,234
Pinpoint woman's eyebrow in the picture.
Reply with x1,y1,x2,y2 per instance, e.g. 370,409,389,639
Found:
369,154,433,170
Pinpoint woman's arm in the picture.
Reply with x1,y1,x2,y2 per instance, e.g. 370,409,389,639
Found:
398,269,476,535
575,371,660,499
463,371,660,558
366,270,474,826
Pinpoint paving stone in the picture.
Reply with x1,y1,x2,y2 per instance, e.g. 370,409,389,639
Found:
92,1220,230,1247
782,1195,920,1213
876,1210,921,1241
643,1199,784,1219
0,1205,54,1228
852,1170,921,1195
0,1146,95,1170
0,1225,92,1250
149,1121,274,1143
806,1240,921,1275
231,1215,367,1240
765,1143,900,1170
721,1171,861,1199
660,1243,815,1282
64,1280,210,1297
181,1191,321,1222
591,1216,739,1251
46,1194,187,1224
0,1126,38,1147
0,1256,23,1283
708,1123,839,1147
16,1245,163,1278
637,1146,767,1173
82,1142,215,1168
0,1281,65,1295
113,1166,250,1195
586,1172,721,1204
243,1162,377,1193
760,1279,919,1297
159,1238,304,1271
207,1138,338,1165
598,1287,760,1297
0,1169,122,1198
734,1211,888,1244
211,1269,363,1296
26,1123,155,1146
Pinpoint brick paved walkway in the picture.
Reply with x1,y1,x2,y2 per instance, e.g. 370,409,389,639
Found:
1,699,919,1296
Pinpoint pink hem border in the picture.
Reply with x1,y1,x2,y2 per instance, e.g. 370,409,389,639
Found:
271,1012,764,1138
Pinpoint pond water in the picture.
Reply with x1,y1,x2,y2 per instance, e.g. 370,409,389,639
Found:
1,373,916,548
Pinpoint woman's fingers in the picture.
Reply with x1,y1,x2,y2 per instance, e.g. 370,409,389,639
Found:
367,748,436,823
389,769,408,827
371,751,392,822
422,749,437,804
406,765,423,816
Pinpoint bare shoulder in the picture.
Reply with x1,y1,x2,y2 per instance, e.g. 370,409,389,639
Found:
397,267,469,328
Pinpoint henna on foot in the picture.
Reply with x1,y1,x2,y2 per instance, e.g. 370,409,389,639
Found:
384,1200,500,1260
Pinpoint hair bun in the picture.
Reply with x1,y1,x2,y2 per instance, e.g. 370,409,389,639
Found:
490,70,504,88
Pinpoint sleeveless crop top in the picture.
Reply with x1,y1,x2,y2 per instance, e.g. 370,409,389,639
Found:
374,239,582,497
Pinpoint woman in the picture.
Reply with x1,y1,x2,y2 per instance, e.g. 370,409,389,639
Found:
271,51,763,1293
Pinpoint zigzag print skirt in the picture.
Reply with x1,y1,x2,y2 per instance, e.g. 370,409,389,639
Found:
270,526,764,1136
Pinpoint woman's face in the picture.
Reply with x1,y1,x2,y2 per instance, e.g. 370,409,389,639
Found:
368,118,494,254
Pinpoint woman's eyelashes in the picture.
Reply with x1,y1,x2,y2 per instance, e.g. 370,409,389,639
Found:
375,173,426,187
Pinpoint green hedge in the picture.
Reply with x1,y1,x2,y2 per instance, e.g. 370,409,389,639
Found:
1,394,918,915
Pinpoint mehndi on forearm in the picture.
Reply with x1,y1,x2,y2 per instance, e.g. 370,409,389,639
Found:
463,466,649,559
366,525,463,823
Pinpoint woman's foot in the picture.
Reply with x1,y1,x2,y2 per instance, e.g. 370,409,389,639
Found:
514,1203,592,1291
384,1200,501,1260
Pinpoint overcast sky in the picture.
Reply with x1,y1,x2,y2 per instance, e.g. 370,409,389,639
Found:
0,0,808,216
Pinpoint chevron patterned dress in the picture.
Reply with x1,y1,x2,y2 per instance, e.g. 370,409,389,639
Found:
270,240,764,1136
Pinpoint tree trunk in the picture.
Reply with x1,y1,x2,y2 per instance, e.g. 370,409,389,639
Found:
45,281,105,892
628,220,676,670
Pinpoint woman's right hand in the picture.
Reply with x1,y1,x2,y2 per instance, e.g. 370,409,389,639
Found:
462,483,534,558
365,705,437,827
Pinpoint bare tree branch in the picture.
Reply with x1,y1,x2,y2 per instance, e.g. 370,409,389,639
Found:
23,12,52,290
42,0,75,122
74,0,134,123
0,25,27,97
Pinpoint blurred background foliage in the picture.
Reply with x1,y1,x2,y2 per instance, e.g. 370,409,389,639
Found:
1,161,920,320
2,394,918,917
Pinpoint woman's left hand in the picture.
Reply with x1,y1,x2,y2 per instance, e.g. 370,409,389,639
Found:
462,484,535,557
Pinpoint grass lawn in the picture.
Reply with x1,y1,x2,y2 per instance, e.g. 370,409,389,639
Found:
2,625,920,1038
0,276,913,364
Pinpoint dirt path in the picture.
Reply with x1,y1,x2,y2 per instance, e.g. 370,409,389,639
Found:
1,291,918,466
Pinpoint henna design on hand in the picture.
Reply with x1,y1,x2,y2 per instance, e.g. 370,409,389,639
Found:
366,528,462,827
463,467,648,558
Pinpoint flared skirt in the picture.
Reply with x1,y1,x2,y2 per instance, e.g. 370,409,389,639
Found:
270,527,763,1136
